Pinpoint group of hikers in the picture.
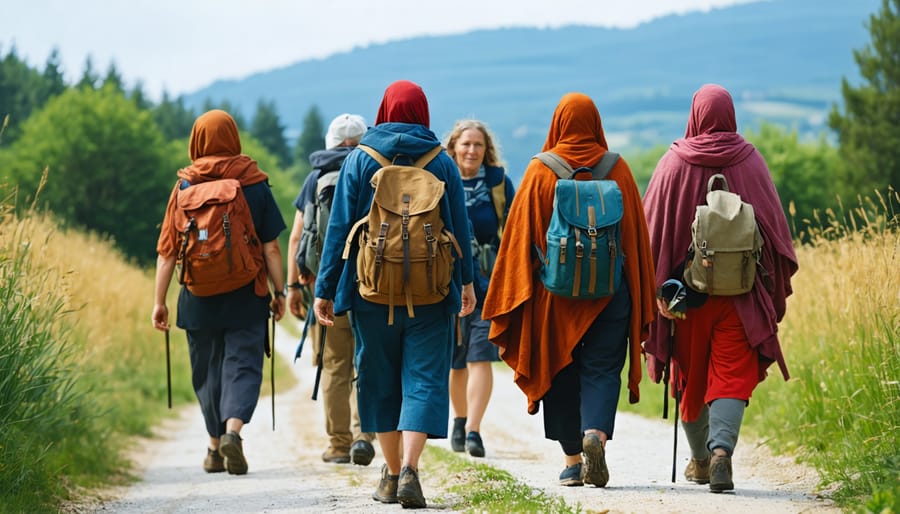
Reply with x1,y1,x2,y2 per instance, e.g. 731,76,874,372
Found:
150,80,798,509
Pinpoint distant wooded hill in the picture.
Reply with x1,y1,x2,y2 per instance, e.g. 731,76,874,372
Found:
183,0,878,180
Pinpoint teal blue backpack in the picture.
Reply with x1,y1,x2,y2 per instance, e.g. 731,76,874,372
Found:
534,151,623,299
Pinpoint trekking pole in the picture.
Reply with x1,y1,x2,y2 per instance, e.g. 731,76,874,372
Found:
271,315,276,431
670,322,679,484
165,329,172,409
311,324,326,401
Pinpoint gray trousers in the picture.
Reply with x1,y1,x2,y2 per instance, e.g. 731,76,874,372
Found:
681,398,746,459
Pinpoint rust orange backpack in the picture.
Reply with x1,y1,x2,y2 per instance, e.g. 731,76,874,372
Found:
174,178,263,296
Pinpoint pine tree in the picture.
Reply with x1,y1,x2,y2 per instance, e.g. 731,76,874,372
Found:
829,0,900,192
251,99,291,166
294,105,325,166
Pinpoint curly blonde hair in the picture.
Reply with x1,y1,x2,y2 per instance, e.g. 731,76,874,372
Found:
445,119,504,168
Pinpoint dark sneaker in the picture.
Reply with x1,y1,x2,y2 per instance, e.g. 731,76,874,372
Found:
451,417,466,452
203,447,225,473
582,433,609,487
372,464,399,504
397,465,427,509
350,439,375,466
709,454,734,493
321,446,351,463
465,431,485,458
558,463,583,486
218,431,248,475
685,456,711,484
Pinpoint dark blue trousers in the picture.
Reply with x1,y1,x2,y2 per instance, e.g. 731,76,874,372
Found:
541,283,631,455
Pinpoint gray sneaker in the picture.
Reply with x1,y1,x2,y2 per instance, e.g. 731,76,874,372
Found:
372,464,399,504
218,431,248,475
709,454,734,493
397,465,427,509
582,433,609,487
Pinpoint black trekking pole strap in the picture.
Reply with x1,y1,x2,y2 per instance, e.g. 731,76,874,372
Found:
270,315,276,431
312,324,326,401
165,329,172,409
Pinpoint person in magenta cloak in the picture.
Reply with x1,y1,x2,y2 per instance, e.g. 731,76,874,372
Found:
313,80,476,508
642,84,798,493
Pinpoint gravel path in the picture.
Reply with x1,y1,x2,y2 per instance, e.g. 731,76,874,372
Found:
91,322,838,513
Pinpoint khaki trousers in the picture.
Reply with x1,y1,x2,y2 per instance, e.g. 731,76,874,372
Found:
310,313,374,451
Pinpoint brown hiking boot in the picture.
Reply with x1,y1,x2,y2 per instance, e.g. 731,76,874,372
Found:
218,431,248,475
685,456,710,484
581,433,609,487
397,465,427,509
372,464,399,504
709,454,734,493
203,447,225,473
321,446,351,464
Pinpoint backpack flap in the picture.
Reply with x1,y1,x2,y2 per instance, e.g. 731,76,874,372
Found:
177,178,240,209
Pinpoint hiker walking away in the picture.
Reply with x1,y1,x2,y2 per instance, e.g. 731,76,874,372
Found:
642,84,798,493
483,93,657,488
313,80,476,509
286,113,376,466
152,109,287,476
444,119,516,458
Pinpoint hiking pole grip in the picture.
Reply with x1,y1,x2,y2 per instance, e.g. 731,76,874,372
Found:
165,329,172,409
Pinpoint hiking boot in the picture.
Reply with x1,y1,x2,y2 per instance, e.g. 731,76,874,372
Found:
372,464,399,504
709,453,734,493
203,447,225,473
685,456,711,484
350,439,375,466
558,463,584,486
321,446,351,463
218,431,248,475
582,433,609,487
451,417,466,452
465,431,485,458
397,465,427,509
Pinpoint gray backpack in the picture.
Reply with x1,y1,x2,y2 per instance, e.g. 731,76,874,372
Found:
683,174,763,296
296,169,340,276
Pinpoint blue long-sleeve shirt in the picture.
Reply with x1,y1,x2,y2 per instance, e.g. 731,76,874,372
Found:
315,122,474,316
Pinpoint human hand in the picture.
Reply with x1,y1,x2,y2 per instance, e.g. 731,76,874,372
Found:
459,283,476,318
152,304,169,331
313,297,335,327
288,288,305,318
270,294,286,321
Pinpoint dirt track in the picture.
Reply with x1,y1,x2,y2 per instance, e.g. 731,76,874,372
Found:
92,322,838,513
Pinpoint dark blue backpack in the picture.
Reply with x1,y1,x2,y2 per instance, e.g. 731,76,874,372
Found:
534,151,624,299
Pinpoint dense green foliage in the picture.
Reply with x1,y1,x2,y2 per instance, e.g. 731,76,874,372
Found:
830,0,900,193
0,86,177,264
251,99,292,167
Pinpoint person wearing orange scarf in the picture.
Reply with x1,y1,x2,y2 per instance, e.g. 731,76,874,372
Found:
153,109,287,476
483,93,657,487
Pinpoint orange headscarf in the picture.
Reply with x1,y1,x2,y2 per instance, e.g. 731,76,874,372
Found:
483,93,657,414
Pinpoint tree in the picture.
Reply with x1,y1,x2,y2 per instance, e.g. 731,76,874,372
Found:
102,62,125,93
77,56,99,90
829,0,900,192
1,87,179,264
153,91,196,141
250,99,291,167
294,105,325,167
38,48,66,103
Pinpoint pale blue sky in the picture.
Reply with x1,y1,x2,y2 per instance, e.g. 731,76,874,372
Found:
2,0,753,100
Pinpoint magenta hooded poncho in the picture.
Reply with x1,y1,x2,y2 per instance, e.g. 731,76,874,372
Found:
642,84,798,387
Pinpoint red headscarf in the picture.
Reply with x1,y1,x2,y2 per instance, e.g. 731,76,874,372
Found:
375,80,430,127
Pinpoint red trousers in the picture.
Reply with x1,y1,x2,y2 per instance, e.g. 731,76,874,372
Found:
673,296,759,422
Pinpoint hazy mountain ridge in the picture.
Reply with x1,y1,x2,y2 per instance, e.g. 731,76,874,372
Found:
184,0,878,178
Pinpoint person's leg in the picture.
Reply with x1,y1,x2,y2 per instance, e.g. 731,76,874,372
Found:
217,323,265,475
320,314,354,462
682,405,711,484
462,311,496,437
448,317,469,451
541,361,584,483
186,328,226,472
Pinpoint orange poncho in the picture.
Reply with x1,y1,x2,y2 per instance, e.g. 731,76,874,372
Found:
483,93,657,414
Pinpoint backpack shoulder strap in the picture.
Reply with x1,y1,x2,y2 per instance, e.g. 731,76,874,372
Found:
591,152,620,180
357,145,391,167
413,145,443,169
534,151,575,179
